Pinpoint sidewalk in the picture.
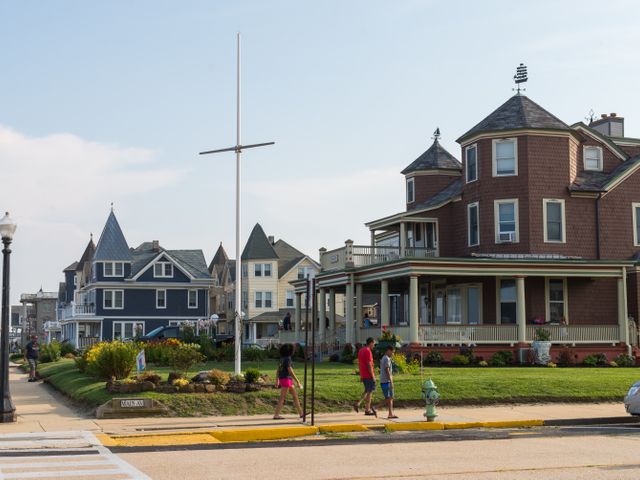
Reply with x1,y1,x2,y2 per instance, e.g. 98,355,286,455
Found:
3,364,631,437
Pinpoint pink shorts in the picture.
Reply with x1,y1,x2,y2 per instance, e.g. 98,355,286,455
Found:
278,378,293,388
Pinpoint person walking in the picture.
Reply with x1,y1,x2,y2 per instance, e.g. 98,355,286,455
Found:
24,335,39,382
354,337,377,416
380,345,398,419
273,343,303,420
282,312,291,331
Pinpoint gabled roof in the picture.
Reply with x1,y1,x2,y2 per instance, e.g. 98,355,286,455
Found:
63,261,78,272
76,237,95,272
209,242,229,273
570,154,640,193
401,138,461,175
571,122,629,161
241,224,278,261
93,211,132,262
273,239,307,279
457,95,571,143
130,242,210,279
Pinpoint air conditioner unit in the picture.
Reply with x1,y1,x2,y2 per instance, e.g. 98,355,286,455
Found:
499,232,516,242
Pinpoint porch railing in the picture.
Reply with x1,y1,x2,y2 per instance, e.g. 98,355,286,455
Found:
526,325,620,344
420,325,519,344
43,321,61,331
77,336,100,349
60,303,96,320
320,244,438,271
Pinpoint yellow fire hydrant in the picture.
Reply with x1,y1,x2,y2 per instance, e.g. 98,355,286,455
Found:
421,378,440,422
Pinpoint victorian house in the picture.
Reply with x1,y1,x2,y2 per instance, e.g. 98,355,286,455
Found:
292,93,640,361
59,210,212,348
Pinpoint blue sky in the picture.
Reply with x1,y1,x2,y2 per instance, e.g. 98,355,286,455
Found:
1,0,639,302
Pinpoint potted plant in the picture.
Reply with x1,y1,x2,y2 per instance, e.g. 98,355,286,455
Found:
532,327,552,365
376,326,402,353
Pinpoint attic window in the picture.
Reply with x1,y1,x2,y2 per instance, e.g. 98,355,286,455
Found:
584,146,603,171
406,178,415,203
154,262,173,278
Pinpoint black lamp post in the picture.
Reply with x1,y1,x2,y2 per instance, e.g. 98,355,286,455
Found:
0,212,17,423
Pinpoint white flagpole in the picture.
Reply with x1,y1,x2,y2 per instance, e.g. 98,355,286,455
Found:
234,32,242,376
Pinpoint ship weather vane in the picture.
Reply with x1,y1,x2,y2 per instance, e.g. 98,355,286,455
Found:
513,63,528,94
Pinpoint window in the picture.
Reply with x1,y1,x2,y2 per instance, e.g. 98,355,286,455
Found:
254,263,272,277
255,292,262,308
467,202,479,246
499,279,517,324
633,203,640,247
156,289,166,309
493,138,517,176
188,289,198,309
467,286,481,325
73,274,77,286
544,199,565,243
103,290,124,309
466,144,478,183
254,291,272,309
298,266,315,280
584,146,603,171
546,278,567,323
286,290,294,307
406,177,415,203
242,290,248,309
103,262,124,277
113,321,144,340
264,263,272,277
446,288,462,324
154,262,173,278
494,199,519,243
242,264,248,277
265,292,272,308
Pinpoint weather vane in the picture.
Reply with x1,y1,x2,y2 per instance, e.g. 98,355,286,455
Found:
432,127,441,141
513,63,528,94
585,109,596,125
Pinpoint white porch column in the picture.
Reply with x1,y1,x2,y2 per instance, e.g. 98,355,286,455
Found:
409,275,419,343
400,222,406,257
345,281,354,345
295,293,302,337
618,273,630,346
329,289,336,336
370,230,376,246
251,322,257,343
380,280,389,327
356,283,363,343
516,276,526,344
319,288,326,342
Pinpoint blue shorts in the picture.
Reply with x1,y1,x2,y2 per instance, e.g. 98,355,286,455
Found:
362,378,376,393
381,382,394,399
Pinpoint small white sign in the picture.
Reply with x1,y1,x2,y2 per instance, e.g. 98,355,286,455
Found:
136,350,146,373
120,399,145,408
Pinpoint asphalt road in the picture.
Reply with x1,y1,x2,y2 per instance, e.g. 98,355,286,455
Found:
119,424,640,479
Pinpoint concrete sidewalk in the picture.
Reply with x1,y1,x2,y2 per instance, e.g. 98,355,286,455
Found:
3,364,631,436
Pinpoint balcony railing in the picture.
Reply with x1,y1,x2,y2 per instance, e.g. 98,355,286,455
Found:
77,336,100,349
421,325,519,344
321,244,438,271
43,321,61,331
525,325,620,345
60,303,96,320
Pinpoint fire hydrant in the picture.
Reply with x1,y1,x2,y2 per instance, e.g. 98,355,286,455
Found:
421,378,440,422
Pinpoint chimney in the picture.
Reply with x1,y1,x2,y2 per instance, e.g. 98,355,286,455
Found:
152,240,160,252
590,112,624,138
268,235,275,245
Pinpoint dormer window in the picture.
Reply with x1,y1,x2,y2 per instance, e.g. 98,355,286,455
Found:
154,262,173,278
406,178,415,203
103,262,124,277
492,139,517,177
465,144,478,183
584,146,603,171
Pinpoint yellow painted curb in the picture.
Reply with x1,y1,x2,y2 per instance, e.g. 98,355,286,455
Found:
443,422,484,430
480,420,544,428
115,433,221,447
319,424,369,433
210,426,318,443
385,422,444,432
95,433,119,447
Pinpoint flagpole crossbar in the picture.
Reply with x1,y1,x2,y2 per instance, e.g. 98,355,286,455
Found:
199,141,275,156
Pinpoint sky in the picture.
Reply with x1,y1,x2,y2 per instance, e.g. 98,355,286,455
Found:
1,0,640,304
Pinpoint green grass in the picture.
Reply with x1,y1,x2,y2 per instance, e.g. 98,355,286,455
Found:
35,359,640,417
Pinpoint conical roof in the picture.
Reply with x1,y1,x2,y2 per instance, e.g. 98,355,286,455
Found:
76,237,95,272
209,242,229,272
401,138,461,175
93,211,132,262
241,224,277,261
457,95,570,143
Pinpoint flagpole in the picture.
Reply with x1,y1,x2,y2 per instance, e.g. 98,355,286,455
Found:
234,32,242,376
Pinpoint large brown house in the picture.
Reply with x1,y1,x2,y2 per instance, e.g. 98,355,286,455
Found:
291,94,640,362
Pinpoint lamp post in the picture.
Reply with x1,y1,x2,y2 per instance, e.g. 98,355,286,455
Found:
210,314,219,341
0,212,17,423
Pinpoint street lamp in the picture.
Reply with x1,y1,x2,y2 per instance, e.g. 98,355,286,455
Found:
0,212,17,423
210,314,219,340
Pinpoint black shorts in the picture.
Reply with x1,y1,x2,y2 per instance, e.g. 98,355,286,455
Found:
362,378,376,393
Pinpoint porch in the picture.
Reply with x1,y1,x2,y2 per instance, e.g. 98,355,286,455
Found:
60,319,102,349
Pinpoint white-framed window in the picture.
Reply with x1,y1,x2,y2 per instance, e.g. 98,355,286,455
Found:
103,262,124,277
113,321,144,340
498,278,517,324
242,264,248,277
254,263,272,277
188,289,198,309
154,262,173,278
543,199,566,243
465,144,478,183
242,290,248,309
73,274,77,286
492,138,517,176
286,290,294,307
494,199,519,243
633,203,640,247
467,202,479,246
103,289,124,309
254,291,272,309
156,289,167,309
265,291,272,308
255,292,263,308
545,278,567,323
446,287,462,324
584,146,603,171
406,177,415,203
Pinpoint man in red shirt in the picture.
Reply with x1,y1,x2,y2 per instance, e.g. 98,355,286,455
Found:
354,337,377,416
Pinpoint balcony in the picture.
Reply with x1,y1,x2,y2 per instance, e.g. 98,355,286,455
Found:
60,303,96,321
43,321,61,331
321,243,437,271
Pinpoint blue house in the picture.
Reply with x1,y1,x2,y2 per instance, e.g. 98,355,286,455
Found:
59,210,212,348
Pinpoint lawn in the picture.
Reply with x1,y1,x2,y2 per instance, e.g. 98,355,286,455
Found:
35,359,640,417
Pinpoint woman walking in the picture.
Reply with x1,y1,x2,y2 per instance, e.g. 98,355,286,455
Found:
273,344,303,420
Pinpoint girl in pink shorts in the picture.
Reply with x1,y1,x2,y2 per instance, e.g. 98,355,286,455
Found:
273,344,303,420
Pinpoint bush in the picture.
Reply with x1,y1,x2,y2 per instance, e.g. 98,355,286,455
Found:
392,352,420,373
341,344,355,364
451,354,470,366
40,341,62,363
614,354,635,367
244,368,261,384
208,369,231,386
459,345,475,364
9,353,23,363
266,345,281,359
63,353,76,359
74,350,88,373
85,341,138,379
478,360,488,367
136,371,161,385
424,351,444,366
556,347,578,367
60,341,77,357
583,353,607,367
167,343,205,375
329,353,340,362
489,350,514,367
243,347,267,362
534,328,551,341
292,343,305,361
144,338,182,365
172,378,189,387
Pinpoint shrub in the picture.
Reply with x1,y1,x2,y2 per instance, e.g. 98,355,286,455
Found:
556,347,578,367
534,328,551,341
451,354,470,366
60,341,77,357
614,354,635,367
144,339,182,366
423,351,444,366
583,353,607,367
391,352,420,373
329,353,340,362
167,371,183,383
85,341,138,379
9,353,23,363
63,353,76,359
172,378,189,387
136,371,161,385
243,347,267,362
266,345,281,360
208,369,231,386
459,345,475,364
547,362,557,368
341,344,355,364
75,350,89,373
478,360,488,367
167,343,205,375
292,344,305,361
244,368,261,384
40,341,61,363
489,350,514,367
609,361,618,368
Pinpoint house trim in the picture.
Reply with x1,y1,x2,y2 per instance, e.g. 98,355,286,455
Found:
131,251,197,281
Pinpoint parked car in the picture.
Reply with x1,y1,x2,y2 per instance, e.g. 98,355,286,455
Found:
624,381,640,415
139,326,234,347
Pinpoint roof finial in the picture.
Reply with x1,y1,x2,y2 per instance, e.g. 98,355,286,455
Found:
585,108,596,125
90,232,93,240
513,63,528,95
110,202,114,212
432,127,441,142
